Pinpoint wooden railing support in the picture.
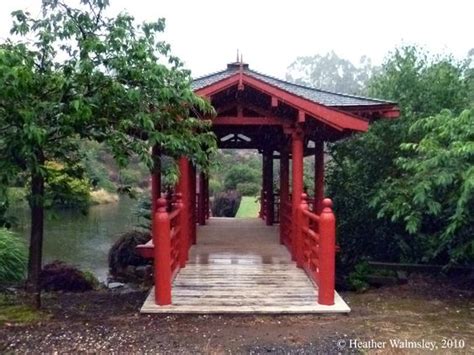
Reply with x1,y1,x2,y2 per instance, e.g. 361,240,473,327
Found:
154,198,172,305
318,198,335,305
298,193,309,268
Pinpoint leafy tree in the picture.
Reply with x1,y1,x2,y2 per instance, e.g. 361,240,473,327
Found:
286,51,374,94
0,0,216,307
372,109,474,265
224,165,260,190
326,46,473,272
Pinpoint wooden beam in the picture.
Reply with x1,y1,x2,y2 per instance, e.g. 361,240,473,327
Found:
212,116,290,126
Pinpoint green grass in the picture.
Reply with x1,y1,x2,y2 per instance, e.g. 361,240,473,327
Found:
236,196,260,218
0,294,47,325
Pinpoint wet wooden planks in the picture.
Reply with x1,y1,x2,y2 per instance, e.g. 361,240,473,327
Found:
141,218,350,314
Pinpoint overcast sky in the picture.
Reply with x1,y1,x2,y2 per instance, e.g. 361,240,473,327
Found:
1,0,472,78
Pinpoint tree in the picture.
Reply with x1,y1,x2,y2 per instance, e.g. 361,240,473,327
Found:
286,51,374,94
224,165,260,190
372,109,474,265
0,0,216,308
326,46,473,271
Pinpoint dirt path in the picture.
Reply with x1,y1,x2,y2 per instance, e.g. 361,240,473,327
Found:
0,276,472,353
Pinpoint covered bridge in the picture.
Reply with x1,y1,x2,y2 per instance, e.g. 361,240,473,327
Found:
137,60,399,313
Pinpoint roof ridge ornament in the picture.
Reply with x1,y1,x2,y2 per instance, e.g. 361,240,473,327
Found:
238,52,244,91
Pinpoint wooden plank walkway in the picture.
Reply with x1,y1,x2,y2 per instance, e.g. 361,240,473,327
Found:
141,218,350,314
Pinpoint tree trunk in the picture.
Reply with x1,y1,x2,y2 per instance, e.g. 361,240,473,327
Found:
27,171,45,309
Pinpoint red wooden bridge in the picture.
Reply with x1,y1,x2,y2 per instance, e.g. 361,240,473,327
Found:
137,60,399,313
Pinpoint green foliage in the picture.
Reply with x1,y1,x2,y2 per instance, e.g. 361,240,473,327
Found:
0,228,27,283
44,162,91,210
326,45,473,272
208,178,223,195
347,262,371,292
372,110,474,265
224,165,260,190
236,182,260,196
0,0,216,301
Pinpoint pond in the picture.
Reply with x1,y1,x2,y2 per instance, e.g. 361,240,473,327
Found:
13,197,142,282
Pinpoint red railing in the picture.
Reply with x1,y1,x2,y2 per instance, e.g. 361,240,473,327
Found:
298,193,336,305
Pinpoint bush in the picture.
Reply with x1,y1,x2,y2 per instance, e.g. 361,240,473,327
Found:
108,230,151,277
211,190,242,217
236,182,260,196
40,261,98,292
0,228,27,283
224,166,260,190
209,178,223,195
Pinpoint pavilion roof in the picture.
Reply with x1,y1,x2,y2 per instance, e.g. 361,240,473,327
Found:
192,63,395,108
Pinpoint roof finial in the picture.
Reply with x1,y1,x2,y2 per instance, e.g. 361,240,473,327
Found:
240,53,243,64
236,49,239,63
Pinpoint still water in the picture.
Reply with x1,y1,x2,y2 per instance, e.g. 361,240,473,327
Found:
13,197,140,282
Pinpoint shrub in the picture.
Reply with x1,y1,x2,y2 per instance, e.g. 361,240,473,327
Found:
224,166,260,190
209,178,223,195
40,261,97,292
108,230,151,276
0,228,27,283
211,190,242,217
236,182,260,196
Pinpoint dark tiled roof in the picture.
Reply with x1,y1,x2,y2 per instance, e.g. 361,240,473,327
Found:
192,65,394,107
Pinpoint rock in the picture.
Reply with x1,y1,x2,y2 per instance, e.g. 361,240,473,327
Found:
107,282,125,289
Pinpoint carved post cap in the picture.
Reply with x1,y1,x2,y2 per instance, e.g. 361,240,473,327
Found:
157,197,167,212
322,198,333,212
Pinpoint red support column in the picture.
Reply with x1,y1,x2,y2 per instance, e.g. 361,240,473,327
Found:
291,129,304,267
318,198,336,305
314,140,324,214
279,147,289,244
198,171,206,225
190,164,197,245
204,175,210,219
151,145,161,216
153,198,171,305
263,150,274,225
178,157,190,267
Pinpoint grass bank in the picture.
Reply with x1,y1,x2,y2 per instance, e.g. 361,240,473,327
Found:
236,196,260,218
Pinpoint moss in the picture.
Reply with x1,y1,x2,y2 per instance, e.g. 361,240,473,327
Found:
0,294,48,325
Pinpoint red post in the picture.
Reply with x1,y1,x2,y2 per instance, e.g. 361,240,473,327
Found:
279,148,289,244
314,140,324,214
176,192,187,268
291,129,304,263
198,171,206,225
190,164,197,244
263,150,274,225
299,193,309,268
318,198,335,305
151,145,161,216
204,175,209,219
178,157,190,263
153,198,172,305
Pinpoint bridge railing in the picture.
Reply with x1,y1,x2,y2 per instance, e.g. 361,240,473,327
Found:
298,193,336,305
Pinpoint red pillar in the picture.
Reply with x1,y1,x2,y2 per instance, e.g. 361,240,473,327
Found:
151,145,161,216
153,198,171,305
178,157,190,267
263,150,274,225
198,171,206,225
279,147,289,244
318,198,336,305
190,164,197,244
291,129,304,267
204,175,210,219
314,140,324,214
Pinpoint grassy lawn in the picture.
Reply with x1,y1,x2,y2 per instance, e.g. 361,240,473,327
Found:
236,196,260,218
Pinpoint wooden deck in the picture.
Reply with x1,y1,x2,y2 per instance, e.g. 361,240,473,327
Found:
141,218,350,314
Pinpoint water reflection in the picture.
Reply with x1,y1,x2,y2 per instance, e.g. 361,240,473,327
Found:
12,197,140,281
